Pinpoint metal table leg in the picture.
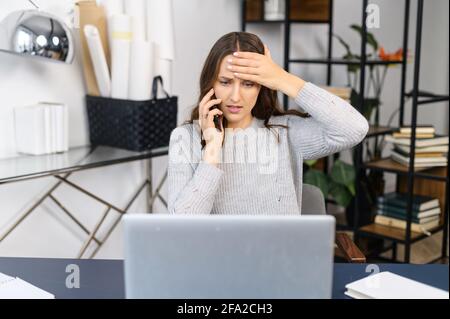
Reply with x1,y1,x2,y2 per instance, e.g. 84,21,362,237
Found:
0,173,72,242
1,159,168,259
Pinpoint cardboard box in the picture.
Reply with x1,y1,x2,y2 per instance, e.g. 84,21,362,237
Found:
75,1,110,96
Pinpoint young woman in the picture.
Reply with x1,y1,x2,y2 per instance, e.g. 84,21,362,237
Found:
167,32,368,215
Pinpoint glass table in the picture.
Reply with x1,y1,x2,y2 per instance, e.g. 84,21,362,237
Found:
0,145,169,258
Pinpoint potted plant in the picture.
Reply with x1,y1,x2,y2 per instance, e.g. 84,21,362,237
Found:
304,24,407,227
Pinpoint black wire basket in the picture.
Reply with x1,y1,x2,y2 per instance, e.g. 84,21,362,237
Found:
86,76,177,152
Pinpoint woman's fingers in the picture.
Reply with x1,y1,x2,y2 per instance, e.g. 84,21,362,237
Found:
199,88,215,116
233,51,261,60
206,109,223,130
207,108,223,121
202,99,222,118
233,72,258,82
227,57,259,68
264,44,272,60
200,88,215,105
227,64,259,75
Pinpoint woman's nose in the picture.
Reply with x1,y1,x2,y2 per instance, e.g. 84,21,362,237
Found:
230,82,241,103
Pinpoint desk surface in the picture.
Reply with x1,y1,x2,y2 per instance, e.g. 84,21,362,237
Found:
0,257,448,299
0,145,169,184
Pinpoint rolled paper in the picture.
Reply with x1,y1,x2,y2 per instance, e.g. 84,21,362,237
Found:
100,0,123,17
147,0,175,60
84,24,111,97
128,40,153,100
155,56,172,96
101,0,124,55
124,0,146,41
110,14,132,99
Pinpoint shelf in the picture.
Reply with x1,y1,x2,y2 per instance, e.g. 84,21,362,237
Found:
288,58,403,66
357,223,445,244
245,19,330,24
417,96,450,105
404,90,450,105
366,125,397,138
363,158,448,181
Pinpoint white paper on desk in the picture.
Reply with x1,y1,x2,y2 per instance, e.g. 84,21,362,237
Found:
0,273,55,299
0,272,13,283
345,271,449,299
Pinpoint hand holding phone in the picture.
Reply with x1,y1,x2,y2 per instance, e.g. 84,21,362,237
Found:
198,89,224,164
211,94,223,131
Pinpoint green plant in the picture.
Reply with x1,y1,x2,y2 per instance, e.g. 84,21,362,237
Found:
304,24,406,218
335,24,405,160
304,159,355,208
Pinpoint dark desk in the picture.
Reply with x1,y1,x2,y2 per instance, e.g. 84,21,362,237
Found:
0,257,448,299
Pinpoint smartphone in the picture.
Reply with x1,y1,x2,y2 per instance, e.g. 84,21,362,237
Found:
211,94,222,131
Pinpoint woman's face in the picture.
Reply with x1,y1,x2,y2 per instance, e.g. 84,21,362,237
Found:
213,54,261,128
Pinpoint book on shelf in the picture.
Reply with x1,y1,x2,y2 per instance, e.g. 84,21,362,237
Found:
391,151,448,168
395,144,449,154
392,150,447,162
385,134,449,148
14,102,69,156
376,207,440,224
393,147,445,158
399,125,435,134
377,192,440,211
392,132,435,139
374,215,440,234
376,203,441,219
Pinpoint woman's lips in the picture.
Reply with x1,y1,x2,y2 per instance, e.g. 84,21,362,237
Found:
227,105,242,113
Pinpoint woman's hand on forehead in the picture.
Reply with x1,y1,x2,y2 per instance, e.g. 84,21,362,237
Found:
228,44,305,98
226,44,286,91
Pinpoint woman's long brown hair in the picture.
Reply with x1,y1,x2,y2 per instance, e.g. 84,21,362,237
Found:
186,31,309,147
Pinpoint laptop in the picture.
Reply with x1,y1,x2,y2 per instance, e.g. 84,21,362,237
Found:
123,214,335,299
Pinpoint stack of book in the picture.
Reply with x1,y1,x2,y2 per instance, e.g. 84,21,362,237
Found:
375,192,441,234
320,86,351,103
14,102,69,155
385,126,448,168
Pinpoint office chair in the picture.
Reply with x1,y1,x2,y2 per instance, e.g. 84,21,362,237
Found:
302,184,366,263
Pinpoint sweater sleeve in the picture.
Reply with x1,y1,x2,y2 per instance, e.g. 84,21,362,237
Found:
167,126,224,214
287,82,369,160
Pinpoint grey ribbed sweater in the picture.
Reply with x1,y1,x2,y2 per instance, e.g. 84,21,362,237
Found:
167,82,369,215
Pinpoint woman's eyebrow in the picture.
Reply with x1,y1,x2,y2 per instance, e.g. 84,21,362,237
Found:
218,76,233,81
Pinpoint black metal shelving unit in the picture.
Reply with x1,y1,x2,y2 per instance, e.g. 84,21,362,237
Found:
242,0,334,109
241,0,449,264
355,0,449,264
